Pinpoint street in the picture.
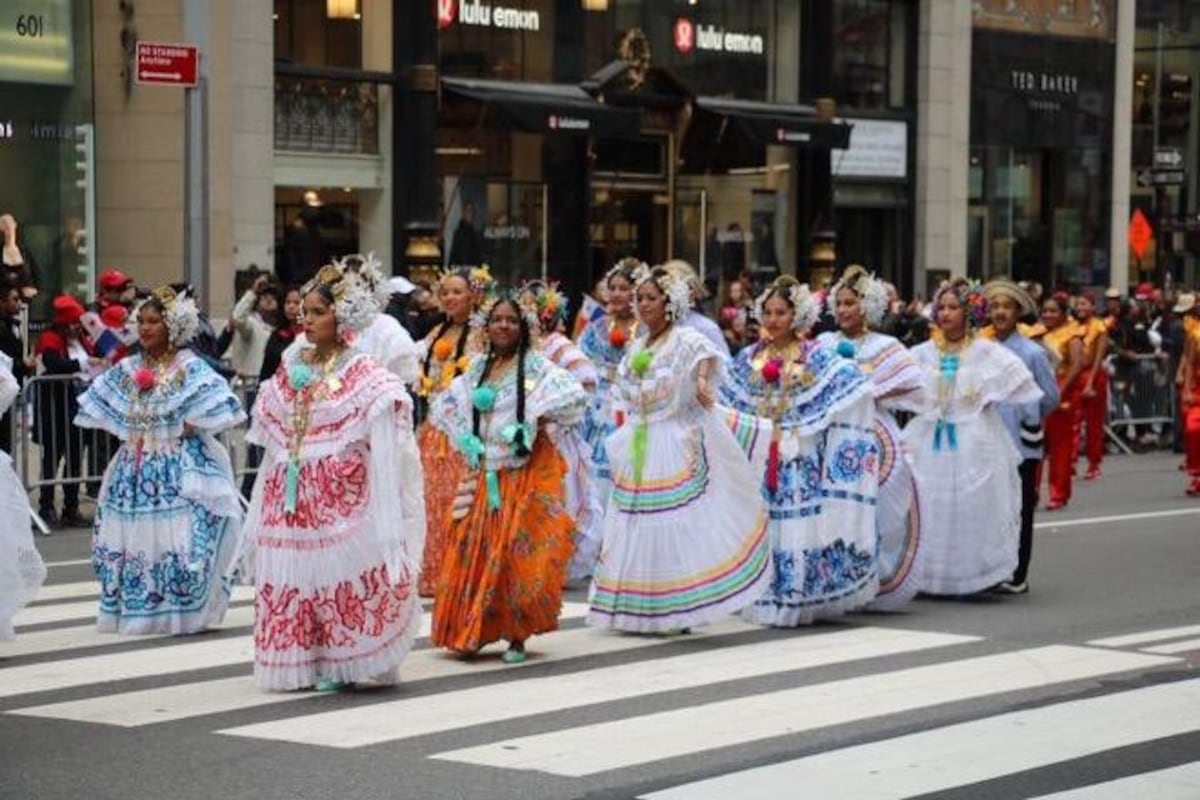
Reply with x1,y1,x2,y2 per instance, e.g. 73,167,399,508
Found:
2,452,1198,800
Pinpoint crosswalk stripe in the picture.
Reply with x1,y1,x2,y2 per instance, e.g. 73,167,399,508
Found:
2,605,257,659
44,559,91,569
1088,624,1200,648
636,678,1200,800
216,627,979,749
1026,762,1200,799
28,581,101,602
431,645,1179,776
8,620,760,726
1142,638,1200,655
14,586,257,627
0,603,590,698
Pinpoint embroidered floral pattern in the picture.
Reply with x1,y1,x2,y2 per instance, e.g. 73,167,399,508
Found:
763,539,875,608
827,438,879,484
260,444,370,528
256,564,413,652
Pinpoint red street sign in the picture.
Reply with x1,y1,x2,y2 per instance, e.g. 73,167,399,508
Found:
1128,208,1154,260
135,41,199,87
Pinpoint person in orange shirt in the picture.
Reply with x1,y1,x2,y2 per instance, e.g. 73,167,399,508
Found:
1074,291,1110,480
1178,293,1200,495
1037,292,1085,510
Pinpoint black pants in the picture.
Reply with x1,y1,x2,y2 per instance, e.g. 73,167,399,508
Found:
1014,458,1039,584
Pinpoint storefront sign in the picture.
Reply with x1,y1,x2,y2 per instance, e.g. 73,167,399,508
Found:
484,224,531,240
548,114,590,132
832,119,908,179
672,17,764,56
971,30,1113,149
0,0,74,86
437,0,541,33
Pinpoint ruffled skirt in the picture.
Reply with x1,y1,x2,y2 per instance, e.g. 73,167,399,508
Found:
904,412,1021,595
431,435,574,652
588,410,771,633
865,413,923,611
91,435,241,635
0,451,43,640
251,443,421,690
417,423,467,596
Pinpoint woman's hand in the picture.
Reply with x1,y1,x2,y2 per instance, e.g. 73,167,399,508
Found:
1082,385,1096,399
182,423,197,437
696,374,714,409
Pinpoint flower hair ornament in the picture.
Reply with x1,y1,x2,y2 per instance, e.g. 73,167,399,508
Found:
606,257,648,286
141,285,201,347
634,266,691,322
753,276,821,332
439,264,497,299
472,287,543,345
335,252,390,310
521,280,570,332
936,276,989,328
829,264,889,328
301,262,378,343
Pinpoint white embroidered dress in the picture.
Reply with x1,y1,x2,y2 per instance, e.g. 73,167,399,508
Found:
0,353,43,639
587,326,771,632
903,336,1042,595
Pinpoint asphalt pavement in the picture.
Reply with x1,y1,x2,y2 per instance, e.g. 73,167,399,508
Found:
2,452,1198,800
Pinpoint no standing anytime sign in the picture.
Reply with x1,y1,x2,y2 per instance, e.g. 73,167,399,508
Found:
135,41,199,87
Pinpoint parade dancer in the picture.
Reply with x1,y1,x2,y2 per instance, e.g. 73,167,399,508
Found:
588,265,770,633
904,278,1042,596
415,267,491,596
1179,295,1200,495
721,277,879,625
817,265,928,611
243,263,423,691
983,280,1059,594
0,351,44,639
429,292,586,663
76,287,245,634
1074,291,1110,480
1037,293,1084,510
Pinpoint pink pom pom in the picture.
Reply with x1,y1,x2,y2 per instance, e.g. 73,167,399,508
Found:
133,367,156,392
761,358,782,384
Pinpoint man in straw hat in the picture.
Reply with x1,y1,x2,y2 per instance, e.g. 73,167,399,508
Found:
983,279,1060,595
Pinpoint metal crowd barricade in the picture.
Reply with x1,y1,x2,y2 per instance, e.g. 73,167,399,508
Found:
224,375,261,510
1105,352,1177,455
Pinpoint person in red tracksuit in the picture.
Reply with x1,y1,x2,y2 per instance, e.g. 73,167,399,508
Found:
1074,291,1110,480
1179,300,1200,495
1037,293,1084,511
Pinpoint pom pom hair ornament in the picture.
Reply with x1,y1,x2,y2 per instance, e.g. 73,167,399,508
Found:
828,264,890,329
633,266,690,322
752,276,820,332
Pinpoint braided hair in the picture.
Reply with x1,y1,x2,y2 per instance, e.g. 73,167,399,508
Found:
472,296,532,457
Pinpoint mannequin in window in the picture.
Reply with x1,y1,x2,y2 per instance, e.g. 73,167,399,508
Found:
449,201,484,267
0,215,39,302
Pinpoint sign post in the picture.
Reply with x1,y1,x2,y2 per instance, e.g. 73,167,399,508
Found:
135,41,206,306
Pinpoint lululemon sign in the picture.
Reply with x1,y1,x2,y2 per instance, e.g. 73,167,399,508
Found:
437,0,541,32
672,16,764,56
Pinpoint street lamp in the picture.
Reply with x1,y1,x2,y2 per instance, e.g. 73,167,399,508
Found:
582,0,609,10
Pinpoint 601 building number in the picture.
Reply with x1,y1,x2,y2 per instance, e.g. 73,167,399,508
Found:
16,14,45,37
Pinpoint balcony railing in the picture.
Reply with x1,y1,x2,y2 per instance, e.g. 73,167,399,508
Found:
274,70,380,155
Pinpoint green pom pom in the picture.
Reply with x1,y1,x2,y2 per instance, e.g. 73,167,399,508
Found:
631,349,653,377
472,385,497,412
288,362,315,391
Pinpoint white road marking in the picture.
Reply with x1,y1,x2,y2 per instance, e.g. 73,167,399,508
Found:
217,628,979,749
1143,638,1200,655
1027,762,1200,799
1088,624,1200,648
434,646,1179,776
1036,507,1200,530
638,678,1200,800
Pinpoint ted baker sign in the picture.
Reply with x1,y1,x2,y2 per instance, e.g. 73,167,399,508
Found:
437,0,540,32
673,17,764,56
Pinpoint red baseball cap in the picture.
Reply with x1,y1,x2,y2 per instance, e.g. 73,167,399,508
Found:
52,295,85,327
100,304,129,328
1134,281,1155,300
99,269,132,290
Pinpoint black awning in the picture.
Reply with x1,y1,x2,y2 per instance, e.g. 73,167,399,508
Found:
441,77,642,138
692,96,853,150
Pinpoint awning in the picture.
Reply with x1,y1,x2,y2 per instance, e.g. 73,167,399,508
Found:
692,96,853,150
441,77,642,138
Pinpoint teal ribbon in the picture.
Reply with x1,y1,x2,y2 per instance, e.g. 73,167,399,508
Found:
456,432,487,470
285,459,300,513
485,468,501,512
501,421,534,455
933,419,958,452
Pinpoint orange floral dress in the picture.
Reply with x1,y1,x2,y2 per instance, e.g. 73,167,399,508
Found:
416,323,480,596
428,351,586,652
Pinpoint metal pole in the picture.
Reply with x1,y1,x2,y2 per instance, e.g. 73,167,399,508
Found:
184,79,210,306
699,189,708,284
541,183,549,282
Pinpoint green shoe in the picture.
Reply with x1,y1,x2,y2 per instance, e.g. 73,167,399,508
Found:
316,678,352,692
501,648,527,665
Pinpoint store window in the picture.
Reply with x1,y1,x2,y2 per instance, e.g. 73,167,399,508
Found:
273,0,361,68
439,0,556,82
832,0,909,111
0,0,94,309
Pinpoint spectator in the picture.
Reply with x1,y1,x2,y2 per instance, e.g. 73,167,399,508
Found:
0,280,30,455
34,295,96,527
448,200,484,267
89,269,135,315
0,214,39,301
226,273,280,380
